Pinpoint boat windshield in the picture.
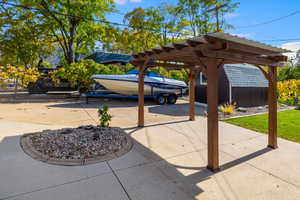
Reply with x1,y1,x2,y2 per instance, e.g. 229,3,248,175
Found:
127,70,164,78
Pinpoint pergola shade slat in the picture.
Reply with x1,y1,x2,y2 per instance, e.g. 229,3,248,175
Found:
131,32,289,68
205,32,289,54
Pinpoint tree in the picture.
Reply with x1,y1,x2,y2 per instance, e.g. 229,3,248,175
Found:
176,0,239,36
15,0,115,64
292,49,300,71
113,7,162,54
0,4,53,67
156,4,191,45
278,50,300,81
111,5,190,55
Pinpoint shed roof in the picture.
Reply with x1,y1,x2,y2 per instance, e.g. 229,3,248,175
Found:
223,64,268,87
87,52,132,64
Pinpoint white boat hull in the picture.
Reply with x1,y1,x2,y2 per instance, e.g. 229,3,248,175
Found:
94,79,186,96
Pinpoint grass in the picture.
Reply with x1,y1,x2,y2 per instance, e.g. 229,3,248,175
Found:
223,110,300,143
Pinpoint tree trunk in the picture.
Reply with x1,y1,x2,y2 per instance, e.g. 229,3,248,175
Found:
66,20,77,64
14,77,18,100
66,47,74,64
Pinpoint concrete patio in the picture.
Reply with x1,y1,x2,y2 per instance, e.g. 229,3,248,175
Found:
0,99,299,200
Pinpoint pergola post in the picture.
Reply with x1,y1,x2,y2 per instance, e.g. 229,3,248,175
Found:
189,69,196,121
138,65,145,127
268,66,278,148
206,59,220,171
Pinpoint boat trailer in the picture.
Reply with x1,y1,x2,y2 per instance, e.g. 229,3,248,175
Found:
85,88,185,105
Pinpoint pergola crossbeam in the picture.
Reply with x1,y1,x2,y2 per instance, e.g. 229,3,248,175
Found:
131,60,193,69
197,48,284,67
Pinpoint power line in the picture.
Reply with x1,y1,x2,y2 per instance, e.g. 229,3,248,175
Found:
235,10,300,29
260,38,300,42
0,1,127,27
2,1,300,44
0,1,191,36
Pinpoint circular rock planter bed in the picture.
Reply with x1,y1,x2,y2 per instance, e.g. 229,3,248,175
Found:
20,125,133,166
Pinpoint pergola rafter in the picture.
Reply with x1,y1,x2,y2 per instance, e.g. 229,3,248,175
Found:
130,32,289,171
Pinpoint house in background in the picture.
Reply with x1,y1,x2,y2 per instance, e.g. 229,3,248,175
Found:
196,64,268,107
86,51,132,65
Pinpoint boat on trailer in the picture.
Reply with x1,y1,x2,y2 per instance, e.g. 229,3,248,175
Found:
91,70,188,104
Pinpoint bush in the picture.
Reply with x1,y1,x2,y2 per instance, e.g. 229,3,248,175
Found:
219,103,236,115
0,65,40,88
51,60,137,92
98,105,112,127
149,67,189,82
0,66,9,86
278,65,300,81
278,79,300,105
51,59,111,92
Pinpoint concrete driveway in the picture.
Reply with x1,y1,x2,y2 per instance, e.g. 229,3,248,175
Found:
0,99,299,200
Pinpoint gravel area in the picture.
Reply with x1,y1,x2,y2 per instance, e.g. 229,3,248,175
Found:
20,125,133,165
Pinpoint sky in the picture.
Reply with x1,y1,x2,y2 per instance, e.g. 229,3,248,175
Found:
108,0,300,57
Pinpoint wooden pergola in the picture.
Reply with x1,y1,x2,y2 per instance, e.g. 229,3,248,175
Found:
130,32,289,171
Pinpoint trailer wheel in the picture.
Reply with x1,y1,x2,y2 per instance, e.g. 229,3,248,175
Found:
156,94,166,105
167,94,177,104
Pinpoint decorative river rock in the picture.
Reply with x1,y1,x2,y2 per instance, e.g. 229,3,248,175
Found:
20,125,133,166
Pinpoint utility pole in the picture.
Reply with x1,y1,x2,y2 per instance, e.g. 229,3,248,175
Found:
207,3,228,32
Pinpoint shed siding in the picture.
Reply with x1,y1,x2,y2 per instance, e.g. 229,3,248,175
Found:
195,68,229,104
196,84,207,103
232,87,268,107
219,67,230,104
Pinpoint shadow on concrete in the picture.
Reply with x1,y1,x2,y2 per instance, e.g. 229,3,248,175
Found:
0,127,273,199
123,120,190,135
185,147,273,187
148,103,206,117
47,98,155,109
220,148,272,171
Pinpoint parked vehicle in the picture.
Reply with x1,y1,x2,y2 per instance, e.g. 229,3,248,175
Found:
91,70,188,104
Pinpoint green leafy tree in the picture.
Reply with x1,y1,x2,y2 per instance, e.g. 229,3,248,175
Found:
111,7,162,54
157,4,191,45
278,50,300,81
176,0,239,35
0,5,53,67
15,0,115,64
112,5,189,54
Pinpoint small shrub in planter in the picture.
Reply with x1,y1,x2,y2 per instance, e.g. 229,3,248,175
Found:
98,105,112,127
